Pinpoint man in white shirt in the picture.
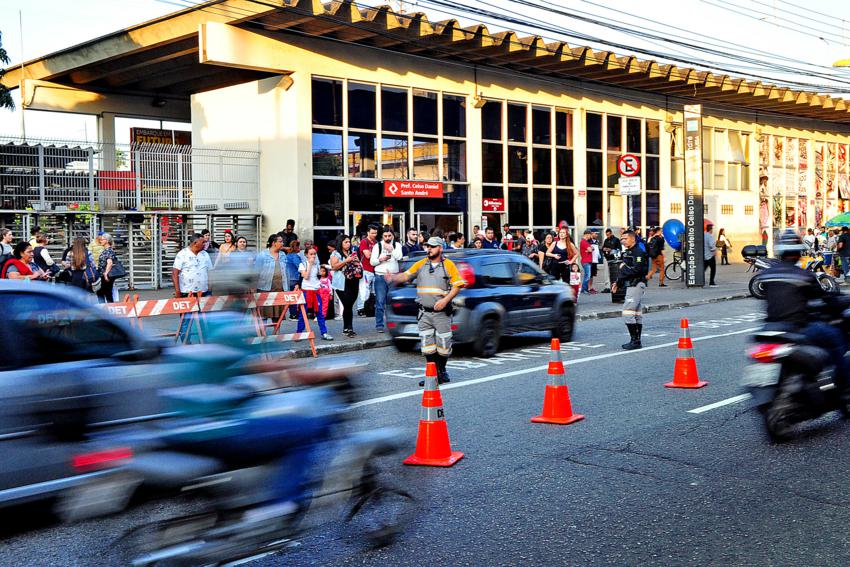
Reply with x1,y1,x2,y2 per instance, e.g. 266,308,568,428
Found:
370,225,403,332
172,233,213,342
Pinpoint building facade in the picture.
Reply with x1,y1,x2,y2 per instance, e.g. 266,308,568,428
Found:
5,1,850,259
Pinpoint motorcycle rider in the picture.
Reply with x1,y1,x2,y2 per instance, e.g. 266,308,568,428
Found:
760,230,850,402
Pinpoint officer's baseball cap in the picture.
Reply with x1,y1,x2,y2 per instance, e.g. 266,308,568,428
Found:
424,236,443,247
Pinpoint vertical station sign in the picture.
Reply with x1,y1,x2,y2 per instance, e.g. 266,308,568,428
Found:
683,104,705,287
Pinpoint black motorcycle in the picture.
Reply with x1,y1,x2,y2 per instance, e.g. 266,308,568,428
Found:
744,245,838,299
742,298,850,442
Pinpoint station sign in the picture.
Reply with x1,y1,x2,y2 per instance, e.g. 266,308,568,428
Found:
617,154,640,177
482,197,505,212
383,181,443,198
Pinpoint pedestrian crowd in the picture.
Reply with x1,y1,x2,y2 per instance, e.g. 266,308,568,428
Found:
0,217,743,345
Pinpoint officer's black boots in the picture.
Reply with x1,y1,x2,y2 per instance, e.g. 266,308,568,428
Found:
436,355,451,385
419,354,450,387
622,323,643,350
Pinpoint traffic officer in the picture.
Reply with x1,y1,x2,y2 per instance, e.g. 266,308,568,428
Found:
611,230,649,350
388,236,466,385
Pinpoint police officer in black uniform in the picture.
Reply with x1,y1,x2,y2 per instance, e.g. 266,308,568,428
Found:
612,230,649,350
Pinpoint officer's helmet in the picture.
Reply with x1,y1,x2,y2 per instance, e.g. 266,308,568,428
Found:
774,229,806,262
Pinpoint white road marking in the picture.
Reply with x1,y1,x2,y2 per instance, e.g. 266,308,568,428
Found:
687,394,752,414
352,326,760,409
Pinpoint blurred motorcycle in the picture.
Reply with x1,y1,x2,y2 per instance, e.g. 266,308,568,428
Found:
743,297,850,442
112,360,415,565
745,246,838,299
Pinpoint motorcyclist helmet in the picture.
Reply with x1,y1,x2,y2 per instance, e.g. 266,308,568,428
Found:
774,229,806,261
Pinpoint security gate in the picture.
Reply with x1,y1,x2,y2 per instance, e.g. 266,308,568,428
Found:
1,212,260,289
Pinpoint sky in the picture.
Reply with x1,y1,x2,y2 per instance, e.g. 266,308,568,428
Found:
1,0,850,142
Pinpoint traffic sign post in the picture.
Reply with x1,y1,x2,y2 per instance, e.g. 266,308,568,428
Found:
617,176,641,229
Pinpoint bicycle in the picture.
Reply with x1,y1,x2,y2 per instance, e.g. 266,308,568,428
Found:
664,250,686,281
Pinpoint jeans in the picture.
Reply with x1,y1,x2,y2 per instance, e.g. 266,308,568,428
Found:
374,274,390,329
581,262,592,292
803,322,849,391
297,290,328,335
176,291,211,343
841,255,850,278
704,257,717,285
288,280,300,317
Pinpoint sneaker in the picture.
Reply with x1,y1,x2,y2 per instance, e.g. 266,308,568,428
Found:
659,283,667,287
376,327,385,333
357,309,365,317
709,284,718,287
289,314,298,320
621,341,642,350
589,289,598,295
321,333,334,341
347,330,357,337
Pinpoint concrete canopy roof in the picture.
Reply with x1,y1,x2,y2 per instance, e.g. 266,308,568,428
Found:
4,0,850,124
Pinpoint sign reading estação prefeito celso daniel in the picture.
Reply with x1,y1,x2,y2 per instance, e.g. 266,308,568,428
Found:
383,181,443,198
683,104,705,287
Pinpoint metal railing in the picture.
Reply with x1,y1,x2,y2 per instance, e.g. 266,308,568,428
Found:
0,136,260,214
0,212,263,289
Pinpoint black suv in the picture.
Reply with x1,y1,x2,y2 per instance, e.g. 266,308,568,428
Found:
386,249,576,357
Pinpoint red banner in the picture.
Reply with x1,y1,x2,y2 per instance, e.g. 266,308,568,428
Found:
482,197,505,212
383,181,443,198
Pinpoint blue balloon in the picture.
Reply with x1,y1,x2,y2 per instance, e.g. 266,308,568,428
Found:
662,219,685,251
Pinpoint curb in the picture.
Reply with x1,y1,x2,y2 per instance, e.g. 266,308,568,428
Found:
286,291,753,359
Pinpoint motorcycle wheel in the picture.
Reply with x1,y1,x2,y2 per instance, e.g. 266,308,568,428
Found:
112,512,217,567
817,274,840,295
764,389,796,443
346,473,416,548
748,276,766,299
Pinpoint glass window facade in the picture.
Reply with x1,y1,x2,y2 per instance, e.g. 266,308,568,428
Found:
481,100,574,229
311,76,468,241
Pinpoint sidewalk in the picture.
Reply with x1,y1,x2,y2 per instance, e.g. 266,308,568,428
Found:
120,262,754,358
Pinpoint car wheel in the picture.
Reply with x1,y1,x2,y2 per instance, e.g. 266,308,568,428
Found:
552,305,575,342
392,339,418,352
473,317,501,358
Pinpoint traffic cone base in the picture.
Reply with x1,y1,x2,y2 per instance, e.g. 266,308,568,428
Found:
665,358,708,388
531,413,585,425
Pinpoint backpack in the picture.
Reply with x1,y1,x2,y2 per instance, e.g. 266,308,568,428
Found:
0,252,10,277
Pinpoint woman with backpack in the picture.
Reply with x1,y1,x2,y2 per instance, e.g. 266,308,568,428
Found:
64,237,98,293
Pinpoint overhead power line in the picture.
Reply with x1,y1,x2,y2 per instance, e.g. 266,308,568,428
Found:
147,0,850,129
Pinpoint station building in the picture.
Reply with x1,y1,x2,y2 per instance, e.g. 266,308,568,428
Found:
5,0,850,267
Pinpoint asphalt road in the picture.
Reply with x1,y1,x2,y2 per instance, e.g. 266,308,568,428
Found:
6,298,850,566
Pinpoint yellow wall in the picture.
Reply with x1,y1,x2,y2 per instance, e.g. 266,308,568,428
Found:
191,29,850,253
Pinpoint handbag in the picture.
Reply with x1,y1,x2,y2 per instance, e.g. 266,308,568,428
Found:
109,256,127,279
83,258,102,293
342,252,363,279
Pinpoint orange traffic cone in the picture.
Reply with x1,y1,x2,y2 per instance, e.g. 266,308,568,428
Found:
403,362,464,467
531,339,585,425
665,318,708,389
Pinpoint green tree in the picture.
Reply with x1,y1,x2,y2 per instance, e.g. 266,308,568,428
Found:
0,32,14,110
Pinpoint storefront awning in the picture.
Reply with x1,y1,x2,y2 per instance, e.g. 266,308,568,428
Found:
4,0,850,124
